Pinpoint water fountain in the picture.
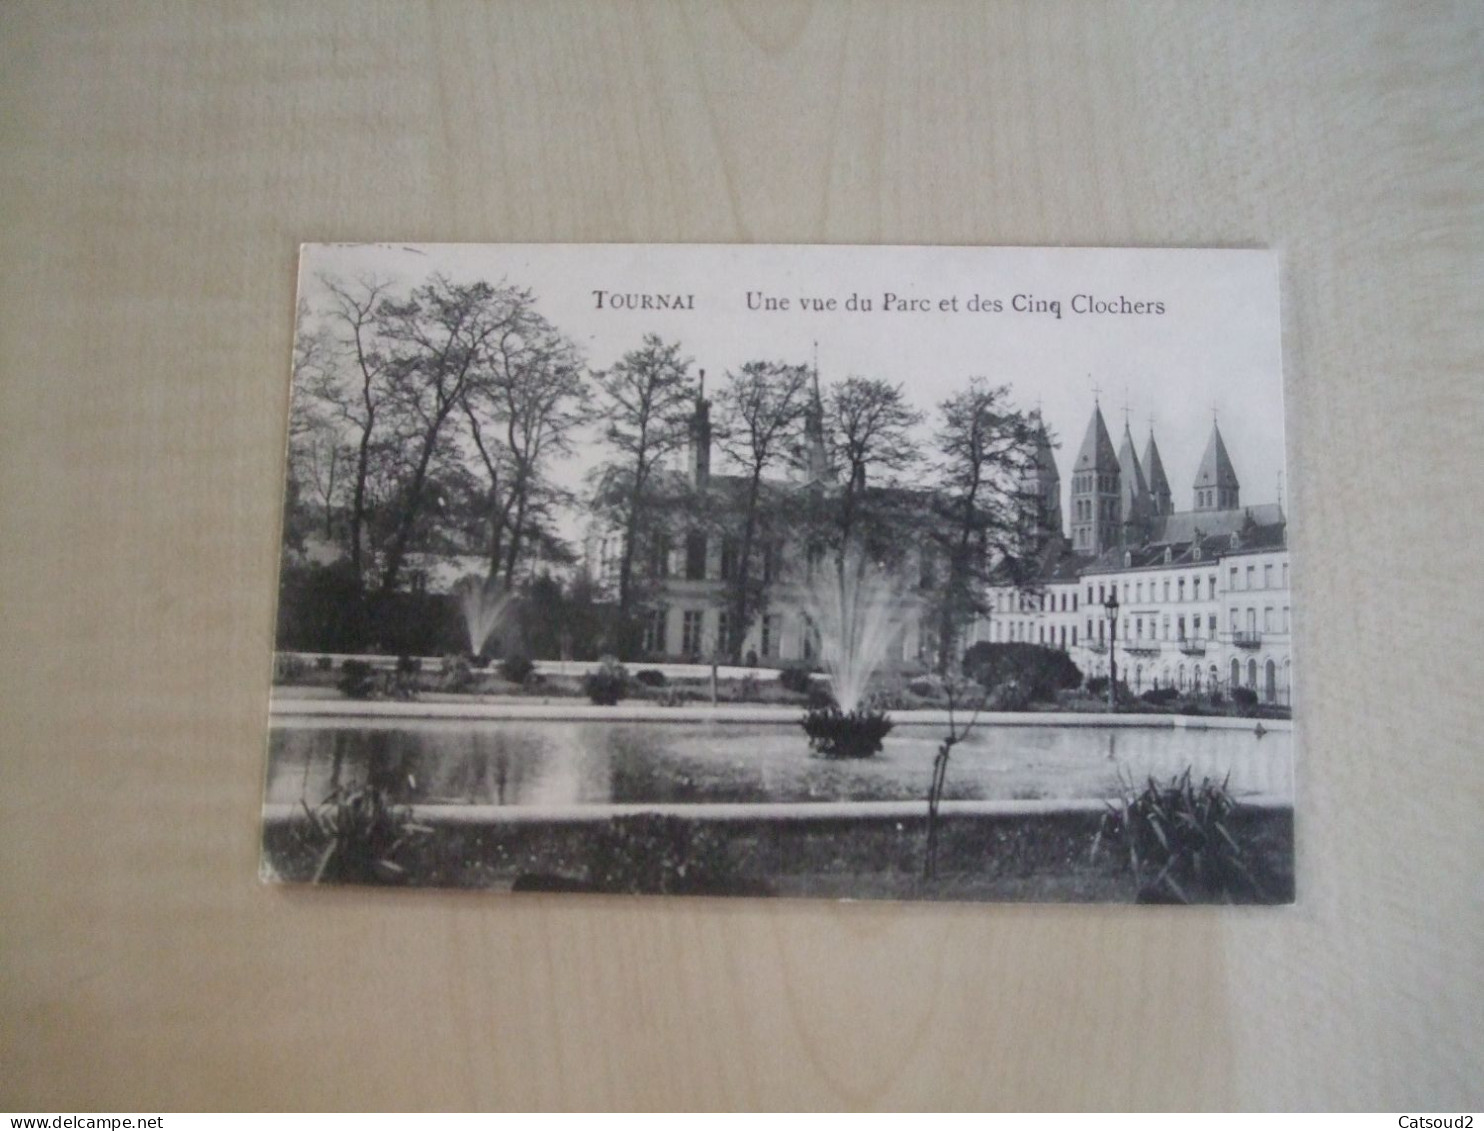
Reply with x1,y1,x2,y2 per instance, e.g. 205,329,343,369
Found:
799,549,903,758
456,576,513,660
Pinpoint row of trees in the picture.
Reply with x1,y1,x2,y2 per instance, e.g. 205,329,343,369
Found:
283,272,1051,672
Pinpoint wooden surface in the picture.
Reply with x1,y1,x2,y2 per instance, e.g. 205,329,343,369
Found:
3,1,1482,1111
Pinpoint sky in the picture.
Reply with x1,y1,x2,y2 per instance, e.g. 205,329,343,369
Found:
295,242,1289,520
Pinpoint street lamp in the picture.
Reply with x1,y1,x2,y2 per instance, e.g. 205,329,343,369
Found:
1103,587,1120,712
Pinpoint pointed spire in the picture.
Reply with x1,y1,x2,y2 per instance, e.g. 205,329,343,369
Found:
1021,409,1063,543
1193,420,1240,511
1117,422,1150,539
1142,428,1172,517
1073,403,1119,473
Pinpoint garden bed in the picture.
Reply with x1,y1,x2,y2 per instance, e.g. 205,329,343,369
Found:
261,805,1294,905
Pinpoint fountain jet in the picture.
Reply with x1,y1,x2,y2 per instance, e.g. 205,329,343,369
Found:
803,548,904,713
457,576,513,657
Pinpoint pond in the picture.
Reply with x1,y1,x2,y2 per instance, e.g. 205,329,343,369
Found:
265,717,1293,807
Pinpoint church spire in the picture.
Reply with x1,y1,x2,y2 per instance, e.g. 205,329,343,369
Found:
1192,420,1240,511
802,352,830,483
1117,420,1151,544
687,368,711,485
1021,409,1063,545
1142,426,1173,517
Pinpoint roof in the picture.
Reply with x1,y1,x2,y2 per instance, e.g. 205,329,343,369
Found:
1149,503,1284,546
1073,404,1119,474
1193,421,1240,491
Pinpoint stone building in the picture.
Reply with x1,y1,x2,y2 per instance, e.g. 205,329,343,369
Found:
978,402,1292,704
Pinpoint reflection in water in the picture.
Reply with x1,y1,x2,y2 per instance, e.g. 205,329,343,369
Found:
266,719,1293,808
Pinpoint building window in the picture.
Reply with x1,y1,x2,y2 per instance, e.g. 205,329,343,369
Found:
762,540,782,583
1178,578,1186,602
681,610,704,656
1163,579,1171,602
803,614,817,661
1209,573,1217,595
1282,563,1289,588
716,611,731,656
1072,593,1078,611
760,614,780,658
650,534,671,578
685,531,707,580
1264,607,1274,632
719,537,738,581
1087,585,1093,604
1208,614,1217,634
1283,606,1290,632
1264,563,1273,589
643,608,668,654
1230,566,1239,590
1071,626,1078,646
1162,615,1171,640
1246,565,1255,589
1178,615,1186,640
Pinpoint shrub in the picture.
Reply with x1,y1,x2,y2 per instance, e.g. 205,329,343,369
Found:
1141,686,1180,705
468,653,491,669
1085,676,1132,703
273,653,307,683
1092,769,1261,903
440,654,476,693
800,706,894,759
736,674,760,701
305,784,429,885
1232,687,1258,707
315,655,334,671
397,654,421,675
583,657,629,705
500,654,535,684
806,684,836,710
778,665,814,695
907,676,942,699
988,681,1033,711
964,642,1082,702
634,668,668,688
586,814,742,895
337,658,377,699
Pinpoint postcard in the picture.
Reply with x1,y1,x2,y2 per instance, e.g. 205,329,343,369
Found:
262,242,1294,903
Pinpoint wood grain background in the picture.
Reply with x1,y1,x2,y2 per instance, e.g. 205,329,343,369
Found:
2,1,1481,1111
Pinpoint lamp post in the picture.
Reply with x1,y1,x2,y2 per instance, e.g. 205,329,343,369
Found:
1103,587,1120,712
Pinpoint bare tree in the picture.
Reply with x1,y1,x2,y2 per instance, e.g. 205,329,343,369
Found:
925,379,1041,673
312,275,398,585
713,360,814,660
589,335,696,617
819,376,923,557
373,276,520,594
459,301,589,588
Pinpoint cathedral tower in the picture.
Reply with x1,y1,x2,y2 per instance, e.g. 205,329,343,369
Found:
1142,428,1173,517
1193,420,1240,511
1069,402,1121,554
1116,420,1151,545
1021,409,1063,545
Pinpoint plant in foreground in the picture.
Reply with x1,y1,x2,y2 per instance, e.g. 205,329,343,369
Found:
303,784,431,885
1091,768,1260,903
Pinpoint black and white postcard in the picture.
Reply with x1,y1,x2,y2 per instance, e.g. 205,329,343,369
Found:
263,243,1295,904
